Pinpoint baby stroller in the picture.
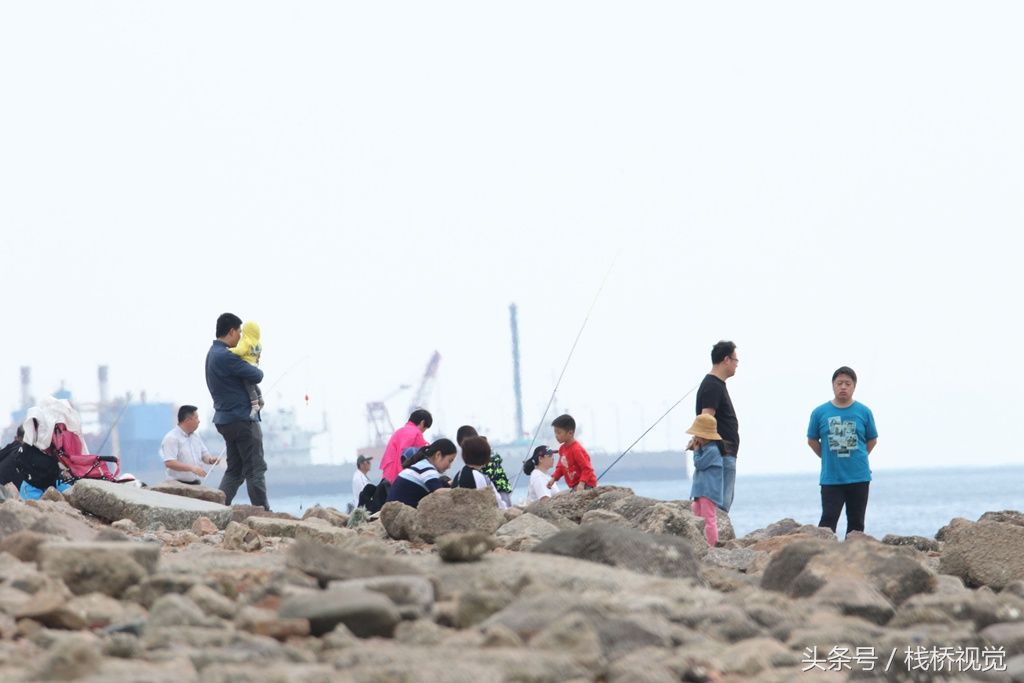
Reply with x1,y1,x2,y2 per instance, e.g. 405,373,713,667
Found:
16,398,135,499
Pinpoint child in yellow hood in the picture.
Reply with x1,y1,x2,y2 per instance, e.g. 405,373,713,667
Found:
229,321,264,418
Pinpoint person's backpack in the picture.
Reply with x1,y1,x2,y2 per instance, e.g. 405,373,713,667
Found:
366,479,391,514
0,441,23,488
15,444,62,490
357,483,376,509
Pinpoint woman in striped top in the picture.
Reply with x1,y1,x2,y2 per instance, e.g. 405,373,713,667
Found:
386,438,457,508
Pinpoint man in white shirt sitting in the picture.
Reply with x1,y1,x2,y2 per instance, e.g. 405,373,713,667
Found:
160,405,218,484
352,454,373,505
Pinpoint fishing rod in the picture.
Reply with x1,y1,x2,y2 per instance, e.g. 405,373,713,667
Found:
94,392,133,455
201,355,312,486
510,257,618,490
596,380,701,482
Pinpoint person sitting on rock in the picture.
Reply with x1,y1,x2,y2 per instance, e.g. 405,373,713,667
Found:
451,435,507,510
685,413,725,547
523,445,560,504
386,438,457,508
456,425,513,508
160,405,218,485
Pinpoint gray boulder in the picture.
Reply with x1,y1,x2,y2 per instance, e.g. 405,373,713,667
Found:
328,575,434,620
940,519,1024,589
148,480,227,505
380,501,417,541
532,523,702,581
579,509,631,527
285,539,420,586
414,488,505,543
68,480,231,530
631,502,709,554
704,547,763,573
495,513,560,550
302,504,349,527
222,521,263,552
882,534,941,553
524,486,636,524
279,588,400,637
245,516,354,545
760,540,830,592
38,541,160,598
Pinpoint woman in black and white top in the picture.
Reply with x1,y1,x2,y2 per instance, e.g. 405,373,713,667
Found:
451,436,507,510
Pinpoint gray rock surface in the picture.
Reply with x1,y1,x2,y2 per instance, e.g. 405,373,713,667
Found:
278,588,401,637
68,480,232,530
940,519,1024,589
38,541,160,597
414,488,505,543
532,523,702,581
148,480,227,505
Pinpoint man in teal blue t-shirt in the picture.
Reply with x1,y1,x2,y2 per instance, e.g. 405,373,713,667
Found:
807,366,878,536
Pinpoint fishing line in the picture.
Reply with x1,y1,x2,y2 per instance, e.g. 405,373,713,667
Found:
510,256,618,490
596,380,701,482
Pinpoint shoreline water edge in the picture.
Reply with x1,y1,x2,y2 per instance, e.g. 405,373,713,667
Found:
0,479,1020,681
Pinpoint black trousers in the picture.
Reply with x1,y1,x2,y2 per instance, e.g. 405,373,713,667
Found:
819,482,870,536
216,421,269,510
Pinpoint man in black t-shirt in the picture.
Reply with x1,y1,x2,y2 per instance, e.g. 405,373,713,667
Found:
695,341,739,512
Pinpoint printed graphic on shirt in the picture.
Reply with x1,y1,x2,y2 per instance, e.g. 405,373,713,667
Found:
827,416,858,457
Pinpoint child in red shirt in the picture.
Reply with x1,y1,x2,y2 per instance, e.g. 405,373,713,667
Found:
546,414,597,491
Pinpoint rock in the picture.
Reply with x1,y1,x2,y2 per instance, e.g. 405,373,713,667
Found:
67,592,144,629
122,573,205,608
93,528,130,542
525,486,636,524
530,612,604,663
38,541,160,597
328,575,434,620
111,519,139,533
28,632,102,681
302,505,349,528
940,520,1024,589
149,480,227,505
704,547,763,573
0,530,50,563
580,509,631,527
532,523,702,581
191,516,219,536
894,588,1024,630
1,483,18,500
935,516,972,542
743,517,804,542
245,516,355,545
812,576,896,624
41,486,66,502
394,619,446,645
414,488,505,543
882,534,941,553
186,584,238,620
380,502,418,541
760,540,832,593
719,637,802,676
235,605,311,640
495,513,560,551
481,623,524,648
15,591,88,629
285,539,420,586
222,520,263,551
148,594,221,628
278,588,400,637
631,502,710,554
322,622,360,649
977,621,1024,657
455,588,515,628
503,507,524,522
68,479,232,530
0,499,101,541
437,532,497,562
979,510,1024,528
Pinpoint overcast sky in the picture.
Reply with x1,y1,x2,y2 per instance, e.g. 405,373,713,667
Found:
1,3,1021,475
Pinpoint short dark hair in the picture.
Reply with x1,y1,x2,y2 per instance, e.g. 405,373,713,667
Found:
711,341,737,365
15,425,24,440
460,436,492,467
455,425,478,446
178,405,198,423
216,313,243,338
551,414,576,432
832,366,857,383
409,409,433,429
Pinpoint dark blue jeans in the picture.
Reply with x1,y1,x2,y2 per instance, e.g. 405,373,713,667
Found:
216,421,269,510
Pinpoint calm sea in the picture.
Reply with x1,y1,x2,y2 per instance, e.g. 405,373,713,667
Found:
266,465,1024,539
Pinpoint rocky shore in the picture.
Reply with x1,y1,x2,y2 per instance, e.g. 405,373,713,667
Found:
0,479,1021,682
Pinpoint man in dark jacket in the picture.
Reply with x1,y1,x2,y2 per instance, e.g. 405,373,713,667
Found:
206,313,268,509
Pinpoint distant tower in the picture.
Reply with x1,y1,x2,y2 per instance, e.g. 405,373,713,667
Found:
19,366,32,409
97,365,110,405
509,303,525,440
